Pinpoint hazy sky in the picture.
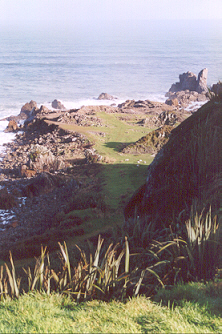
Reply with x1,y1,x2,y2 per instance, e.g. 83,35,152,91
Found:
0,0,222,27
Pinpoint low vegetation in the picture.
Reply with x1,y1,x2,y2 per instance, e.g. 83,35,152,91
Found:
0,204,220,333
122,125,173,155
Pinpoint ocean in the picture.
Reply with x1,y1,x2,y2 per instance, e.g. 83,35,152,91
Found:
0,19,222,149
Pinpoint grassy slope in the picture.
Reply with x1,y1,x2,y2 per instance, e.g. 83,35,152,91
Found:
60,111,154,164
56,111,154,237
7,111,154,269
0,282,221,333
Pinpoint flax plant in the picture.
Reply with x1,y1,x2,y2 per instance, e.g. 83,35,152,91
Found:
0,203,219,303
145,205,220,285
0,252,21,300
185,205,219,280
23,246,50,292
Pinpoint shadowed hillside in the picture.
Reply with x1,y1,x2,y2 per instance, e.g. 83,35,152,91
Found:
125,99,221,228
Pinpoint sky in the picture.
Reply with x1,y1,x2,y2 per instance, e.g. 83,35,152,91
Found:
0,0,222,28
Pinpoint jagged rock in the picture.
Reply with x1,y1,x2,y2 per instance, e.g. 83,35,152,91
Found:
166,90,208,109
20,100,37,115
125,100,222,228
4,120,18,132
155,110,179,126
84,148,102,164
52,99,66,110
169,71,197,92
118,100,136,109
35,105,51,116
196,68,208,93
167,69,208,97
24,105,52,125
138,110,185,128
97,93,115,100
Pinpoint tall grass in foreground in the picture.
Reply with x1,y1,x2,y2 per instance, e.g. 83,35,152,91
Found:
0,207,220,302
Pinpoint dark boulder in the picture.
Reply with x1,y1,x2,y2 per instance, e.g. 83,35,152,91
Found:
211,81,222,95
97,93,115,100
52,99,66,110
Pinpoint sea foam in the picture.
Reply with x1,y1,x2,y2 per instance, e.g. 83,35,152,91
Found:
0,121,16,154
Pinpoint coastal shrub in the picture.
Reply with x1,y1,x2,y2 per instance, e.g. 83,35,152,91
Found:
0,236,165,302
120,204,220,284
0,205,219,302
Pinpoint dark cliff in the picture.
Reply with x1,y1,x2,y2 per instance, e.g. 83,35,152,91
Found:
125,99,222,227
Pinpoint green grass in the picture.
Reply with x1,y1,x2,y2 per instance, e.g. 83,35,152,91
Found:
58,112,153,222
94,112,154,164
60,111,154,164
0,282,221,333
100,163,148,210
154,281,222,316
55,112,154,235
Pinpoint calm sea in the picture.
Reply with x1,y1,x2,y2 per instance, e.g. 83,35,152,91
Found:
0,19,222,146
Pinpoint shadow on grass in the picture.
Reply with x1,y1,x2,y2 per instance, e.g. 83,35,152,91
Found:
153,282,222,316
0,162,148,262
104,141,134,152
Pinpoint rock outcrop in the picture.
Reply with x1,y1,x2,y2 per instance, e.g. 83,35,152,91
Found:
97,93,116,100
84,148,102,164
170,71,197,92
20,100,37,116
155,110,180,126
52,99,66,110
166,69,209,108
165,97,179,107
4,120,18,132
125,100,222,228
196,68,208,93
168,69,208,93
122,125,173,155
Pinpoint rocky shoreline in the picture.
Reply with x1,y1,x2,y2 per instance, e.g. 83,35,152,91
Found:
0,68,218,260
